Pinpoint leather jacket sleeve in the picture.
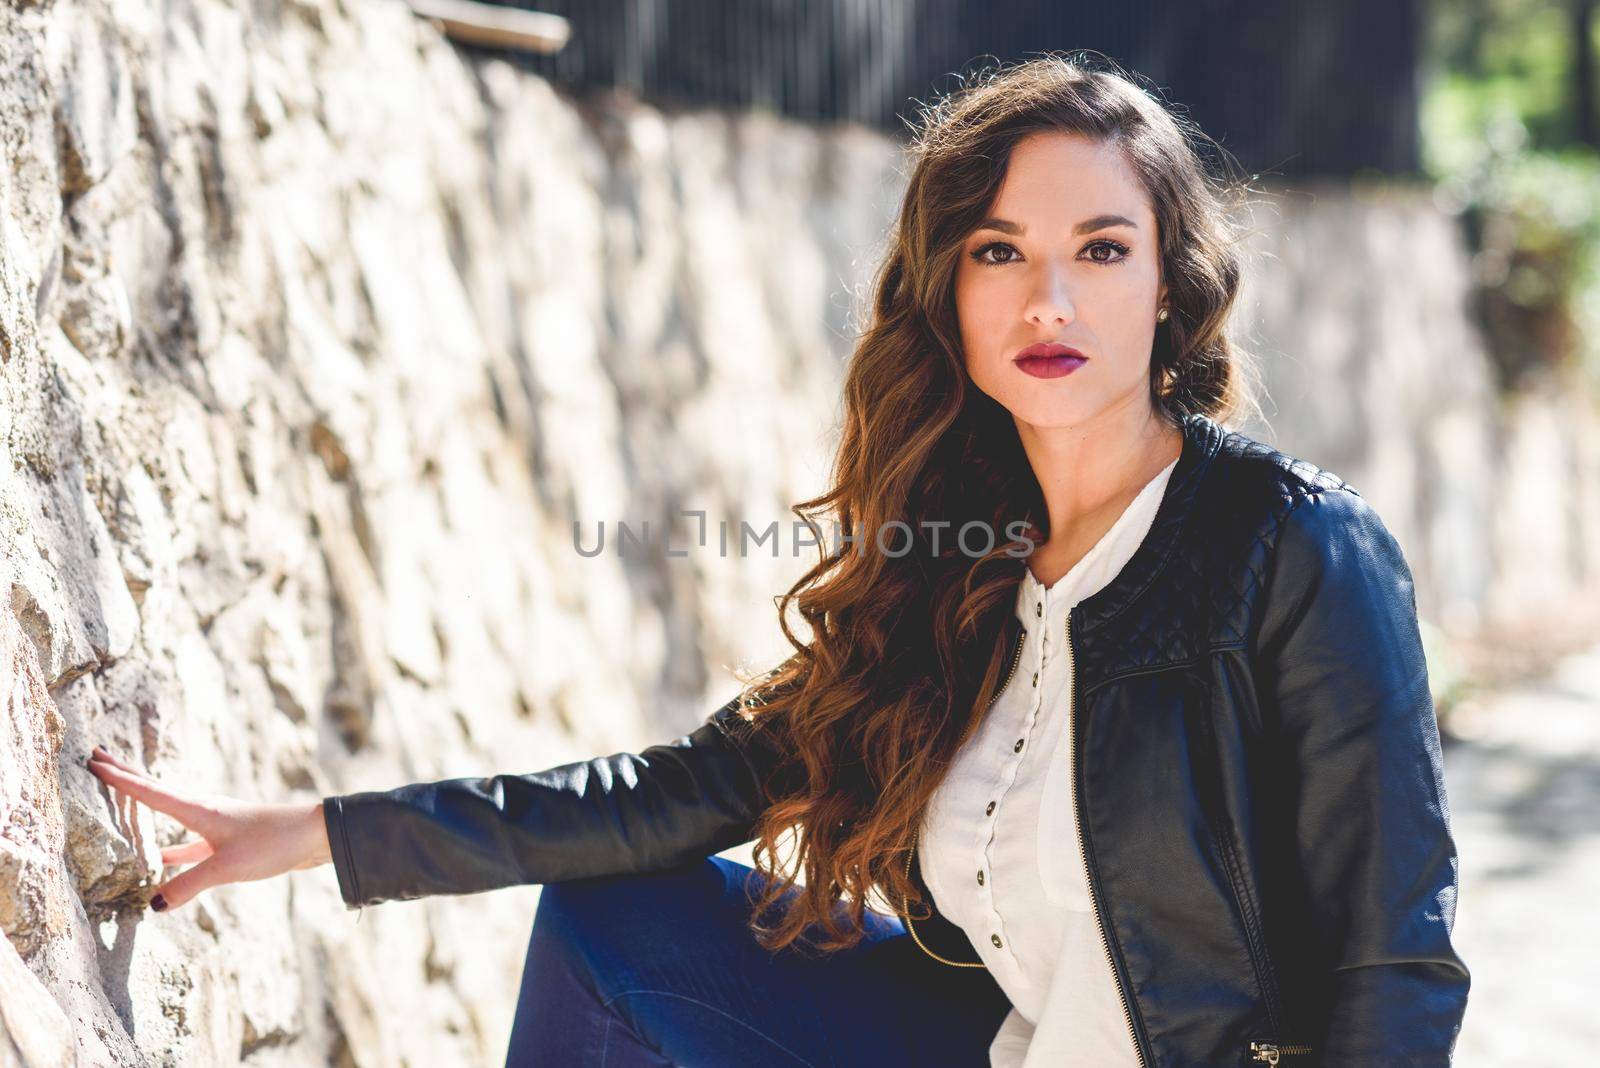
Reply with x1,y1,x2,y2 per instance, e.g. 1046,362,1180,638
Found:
321,695,781,910
1255,487,1472,1062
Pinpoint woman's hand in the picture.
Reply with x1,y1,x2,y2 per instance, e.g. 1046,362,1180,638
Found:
85,745,332,913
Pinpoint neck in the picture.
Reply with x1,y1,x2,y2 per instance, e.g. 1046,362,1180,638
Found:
1016,402,1183,550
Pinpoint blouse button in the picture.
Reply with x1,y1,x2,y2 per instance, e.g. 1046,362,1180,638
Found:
1032,672,1038,687
977,870,984,886
1035,602,1042,618
992,933,1004,948
985,800,996,816
1014,738,1024,752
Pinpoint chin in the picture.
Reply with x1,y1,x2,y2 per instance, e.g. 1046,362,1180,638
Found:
1001,394,1092,430
971,368,1098,424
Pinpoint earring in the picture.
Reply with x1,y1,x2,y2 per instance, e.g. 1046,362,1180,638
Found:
1156,307,1170,322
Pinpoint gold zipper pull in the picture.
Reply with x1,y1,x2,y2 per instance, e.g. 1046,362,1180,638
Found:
1249,1041,1314,1063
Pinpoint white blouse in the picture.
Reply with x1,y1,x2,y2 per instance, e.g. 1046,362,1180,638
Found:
918,455,1179,1068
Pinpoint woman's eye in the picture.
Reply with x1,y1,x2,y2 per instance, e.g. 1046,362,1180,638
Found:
971,241,1020,266
1084,239,1130,264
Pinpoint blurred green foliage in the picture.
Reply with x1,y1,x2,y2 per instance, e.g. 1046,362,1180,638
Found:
1420,0,1600,390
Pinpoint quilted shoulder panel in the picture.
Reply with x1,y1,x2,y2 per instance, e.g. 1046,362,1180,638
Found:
1212,428,1353,499
1075,425,1359,692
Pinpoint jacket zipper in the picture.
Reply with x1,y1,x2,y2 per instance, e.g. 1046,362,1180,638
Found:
900,828,987,967
1067,608,1149,1068
899,621,1026,967
1249,1041,1315,1064
959,619,1027,751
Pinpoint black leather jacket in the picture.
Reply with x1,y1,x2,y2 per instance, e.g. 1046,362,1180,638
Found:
323,411,1470,1066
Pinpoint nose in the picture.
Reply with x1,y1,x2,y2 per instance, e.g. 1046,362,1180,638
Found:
1023,260,1078,328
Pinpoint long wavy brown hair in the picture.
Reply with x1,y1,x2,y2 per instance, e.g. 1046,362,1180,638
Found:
723,52,1264,956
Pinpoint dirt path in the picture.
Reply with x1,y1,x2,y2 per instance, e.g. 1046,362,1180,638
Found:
1442,642,1600,1063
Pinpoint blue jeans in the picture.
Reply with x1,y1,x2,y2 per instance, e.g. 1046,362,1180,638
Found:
505,855,1013,1066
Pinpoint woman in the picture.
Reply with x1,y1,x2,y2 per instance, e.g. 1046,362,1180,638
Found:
86,54,1470,1066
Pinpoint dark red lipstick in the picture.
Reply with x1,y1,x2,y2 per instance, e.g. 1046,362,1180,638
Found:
1014,342,1087,379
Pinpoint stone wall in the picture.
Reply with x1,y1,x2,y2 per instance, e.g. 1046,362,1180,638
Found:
1229,183,1600,672
1,0,1595,1063
0,0,901,1061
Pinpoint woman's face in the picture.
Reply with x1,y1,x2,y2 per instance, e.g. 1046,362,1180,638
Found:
954,131,1166,431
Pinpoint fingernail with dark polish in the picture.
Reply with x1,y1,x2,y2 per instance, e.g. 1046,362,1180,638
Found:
150,894,168,912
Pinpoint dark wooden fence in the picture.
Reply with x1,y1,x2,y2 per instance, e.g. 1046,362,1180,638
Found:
474,0,1420,179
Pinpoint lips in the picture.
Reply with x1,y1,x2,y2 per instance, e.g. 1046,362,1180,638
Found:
1014,342,1086,361
1013,341,1088,380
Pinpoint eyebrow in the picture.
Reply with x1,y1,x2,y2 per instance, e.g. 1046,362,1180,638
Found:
975,214,1138,237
